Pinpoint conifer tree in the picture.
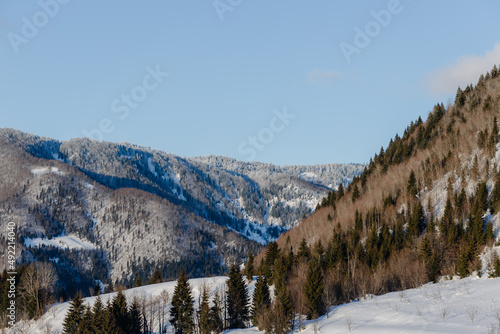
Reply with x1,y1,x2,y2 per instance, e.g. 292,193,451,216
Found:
226,263,249,329
148,267,163,285
103,299,118,334
245,251,255,281
209,290,223,333
92,295,106,333
337,183,344,200
408,201,425,237
297,238,311,260
79,305,94,334
251,276,271,327
112,289,130,334
170,270,195,334
198,285,211,334
62,292,84,334
303,258,325,320
134,276,143,287
273,277,293,333
351,184,360,203
129,298,143,334
407,170,418,198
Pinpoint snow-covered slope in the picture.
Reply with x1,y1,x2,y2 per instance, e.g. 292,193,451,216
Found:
16,275,500,334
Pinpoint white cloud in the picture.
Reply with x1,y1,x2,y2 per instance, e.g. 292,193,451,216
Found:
424,43,500,96
307,69,340,84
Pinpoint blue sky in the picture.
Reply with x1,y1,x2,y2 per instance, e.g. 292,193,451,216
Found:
1,0,499,165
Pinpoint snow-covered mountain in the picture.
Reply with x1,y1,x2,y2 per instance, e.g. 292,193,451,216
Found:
0,128,363,289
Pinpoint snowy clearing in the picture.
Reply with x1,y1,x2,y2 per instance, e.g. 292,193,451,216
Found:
24,235,96,250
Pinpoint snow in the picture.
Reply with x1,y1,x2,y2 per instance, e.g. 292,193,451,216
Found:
229,276,500,334
31,166,64,176
18,272,500,334
24,235,96,250
148,157,158,176
300,172,318,182
17,276,256,334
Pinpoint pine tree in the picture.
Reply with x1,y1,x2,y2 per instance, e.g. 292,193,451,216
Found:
251,276,271,327
170,270,194,334
351,184,360,203
407,170,418,198
148,267,163,285
297,238,311,260
112,289,130,334
62,292,84,334
129,298,143,334
209,290,223,333
337,183,345,200
80,306,94,334
92,295,106,333
408,201,425,237
102,300,117,334
303,258,325,320
198,285,211,334
245,251,254,281
272,277,293,334
134,276,143,287
226,263,249,329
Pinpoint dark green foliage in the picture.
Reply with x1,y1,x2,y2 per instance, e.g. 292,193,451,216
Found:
263,242,280,281
304,258,325,320
408,201,425,238
491,253,500,278
134,276,143,287
209,290,223,333
226,264,250,329
148,267,163,285
352,184,360,203
245,251,255,281
407,170,418,198
252,276,271,327
128,299,143,334
297,238,311,260
337,183,344,200
455,87,466,107
198,286,211,334
92,295,106,333
62,292,84,334
112,290,131,334
491,174,500,212
170,270,195,334
273,279,293,334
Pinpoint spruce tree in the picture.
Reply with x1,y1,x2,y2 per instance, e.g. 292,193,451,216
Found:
351,184,360,203
198,286,211,334
129,298,143,334
62,292,84,334
103,300,118,334
209,290,223,333
170,270,194,334
273,277,293,334
337,183,345,200
304,258,325,320
297,238,311,260
80,306,94,334
92,295,106,333
251,276,271,327
226,264,249,329
148,267,163,285
407,170,418,198
245,251,255,281
112,289,130,334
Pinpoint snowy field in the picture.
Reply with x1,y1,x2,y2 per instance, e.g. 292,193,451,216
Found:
11,275,500,333
24,235,96,250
